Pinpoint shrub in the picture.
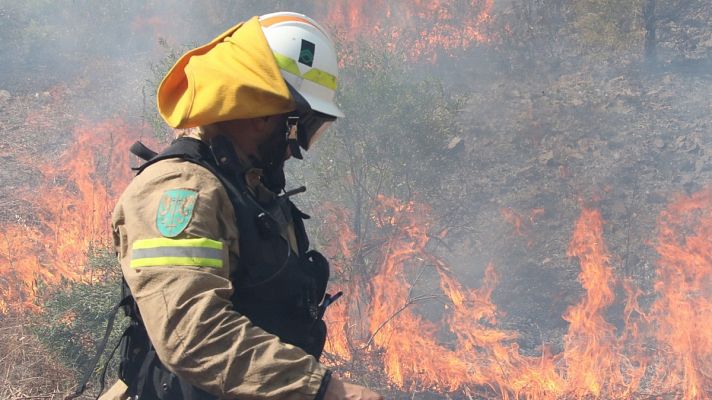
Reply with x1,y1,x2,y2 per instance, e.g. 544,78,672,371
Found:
33,246,125,396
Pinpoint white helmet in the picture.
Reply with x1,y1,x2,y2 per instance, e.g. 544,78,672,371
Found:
260,12,343,119
259,12,343,153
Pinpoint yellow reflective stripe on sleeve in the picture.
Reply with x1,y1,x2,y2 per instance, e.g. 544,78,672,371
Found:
132,237,223,250
273,51,338,91
130,238,224,269
130,257,223,269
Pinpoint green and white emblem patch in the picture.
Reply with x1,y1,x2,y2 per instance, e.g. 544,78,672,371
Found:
156,189,198,237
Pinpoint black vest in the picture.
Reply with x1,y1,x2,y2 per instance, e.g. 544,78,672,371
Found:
119,137,330,400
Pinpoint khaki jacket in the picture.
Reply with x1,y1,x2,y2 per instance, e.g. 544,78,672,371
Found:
101,155,327,400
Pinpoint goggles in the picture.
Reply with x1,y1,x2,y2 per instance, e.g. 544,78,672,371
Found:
285,82,337,158
296,110,336,150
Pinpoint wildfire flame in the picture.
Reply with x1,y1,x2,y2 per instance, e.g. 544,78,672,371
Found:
650,189,712,398
322,191,712,398
0,119,142,312
322,0,494,60
561,208,644,398
1,112,710,399
0,3,707,396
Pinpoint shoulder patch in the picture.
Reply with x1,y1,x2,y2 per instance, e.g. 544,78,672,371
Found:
156,189,198,237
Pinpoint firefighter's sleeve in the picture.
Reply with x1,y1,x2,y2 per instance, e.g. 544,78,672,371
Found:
112,159,328,399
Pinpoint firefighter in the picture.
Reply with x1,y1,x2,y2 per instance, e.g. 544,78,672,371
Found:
99,12,383,400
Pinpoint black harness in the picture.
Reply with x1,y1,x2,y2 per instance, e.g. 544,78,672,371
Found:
72,136,338,400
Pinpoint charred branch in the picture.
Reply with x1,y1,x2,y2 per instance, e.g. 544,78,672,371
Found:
643,0,657,65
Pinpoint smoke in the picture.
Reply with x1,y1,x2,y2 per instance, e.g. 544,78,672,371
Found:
1,0,712,397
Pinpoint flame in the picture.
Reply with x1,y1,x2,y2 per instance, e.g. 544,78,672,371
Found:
321,190,712,398
322,0,494,60
366,196,450,390
324,196,530,394
4,97,712,398
319,202,357,362
0,119,144,312
501,207,526,236
650,188,712,399
4,116,710,398
561,208,644,398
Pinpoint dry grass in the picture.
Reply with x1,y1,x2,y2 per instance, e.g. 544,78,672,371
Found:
0,312,83,400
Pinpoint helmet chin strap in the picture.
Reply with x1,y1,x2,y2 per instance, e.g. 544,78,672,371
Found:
287,116,303,160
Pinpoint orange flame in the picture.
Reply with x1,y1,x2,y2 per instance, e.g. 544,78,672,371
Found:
323,0,494,60
501,207,526,236
4,110,712,398
324,196,530,394
321,190,712,398
320,202,357,261
650,188,712,399
0,119,145,312
562,208,644,398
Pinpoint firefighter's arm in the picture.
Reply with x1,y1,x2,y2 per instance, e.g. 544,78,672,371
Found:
113,159,328,399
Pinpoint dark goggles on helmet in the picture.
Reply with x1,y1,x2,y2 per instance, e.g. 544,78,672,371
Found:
286,82,337,156
296,110,336,150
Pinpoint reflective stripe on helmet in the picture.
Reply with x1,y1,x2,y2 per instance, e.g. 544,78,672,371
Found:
260,11,343,118
259,14,332,39
273,52,337,90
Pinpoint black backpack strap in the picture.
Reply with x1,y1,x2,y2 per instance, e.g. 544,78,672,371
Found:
66,295,132,400
95,329,125,399
133,137,217,176
130,136,285,231
130,141,158,162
